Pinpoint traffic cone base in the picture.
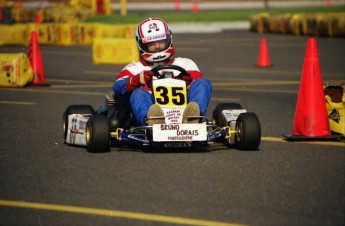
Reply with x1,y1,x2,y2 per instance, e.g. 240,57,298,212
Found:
283,38,337,141
282,134,339,141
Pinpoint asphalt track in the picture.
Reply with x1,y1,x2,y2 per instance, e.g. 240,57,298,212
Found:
0,30,344,226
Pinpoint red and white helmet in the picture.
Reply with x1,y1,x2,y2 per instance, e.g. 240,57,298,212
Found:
136,18,175,64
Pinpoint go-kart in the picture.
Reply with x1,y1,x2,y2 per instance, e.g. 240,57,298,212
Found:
63,65,261,152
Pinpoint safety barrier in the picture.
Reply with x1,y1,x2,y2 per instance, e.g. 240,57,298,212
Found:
0,53,33,87
0,23,136,46
250,12,345,37
93,38,139,64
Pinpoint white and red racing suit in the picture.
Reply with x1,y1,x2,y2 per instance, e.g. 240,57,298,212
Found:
113,57,212,126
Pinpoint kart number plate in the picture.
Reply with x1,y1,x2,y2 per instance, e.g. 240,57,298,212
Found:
152,123,207,142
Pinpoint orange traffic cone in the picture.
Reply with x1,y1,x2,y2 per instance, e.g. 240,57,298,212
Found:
326,0,331,7
18,0,23,9
35,12,41,24
174,0,180,10
284,38,337,141
257,38,271,67
192,1,199,13
28,31,48,86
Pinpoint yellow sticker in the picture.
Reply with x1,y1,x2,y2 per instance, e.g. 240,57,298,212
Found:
153,85,187,107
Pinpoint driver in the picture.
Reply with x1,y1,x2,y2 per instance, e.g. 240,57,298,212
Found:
110,17,212,128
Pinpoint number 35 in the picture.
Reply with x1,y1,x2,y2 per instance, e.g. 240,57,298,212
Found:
154,86,187,106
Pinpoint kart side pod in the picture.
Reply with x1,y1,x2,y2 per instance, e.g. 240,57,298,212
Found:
221,109,247,145
233,111,261,150
212,103,261,150
65,114,89,146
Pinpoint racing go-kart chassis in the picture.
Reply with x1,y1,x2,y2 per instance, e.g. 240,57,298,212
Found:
63,65,261,152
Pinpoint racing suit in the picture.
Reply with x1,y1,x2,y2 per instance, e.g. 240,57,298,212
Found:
113,57,212,126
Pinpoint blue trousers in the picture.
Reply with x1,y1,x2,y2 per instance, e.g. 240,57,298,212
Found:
131,78,212,126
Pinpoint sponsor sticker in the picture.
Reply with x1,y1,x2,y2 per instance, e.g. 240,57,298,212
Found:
66,114,88,146
152,123,207,142
142,33,167,43
222,109,246,121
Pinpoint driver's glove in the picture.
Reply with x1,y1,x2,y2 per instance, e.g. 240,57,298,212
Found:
126,71,153,91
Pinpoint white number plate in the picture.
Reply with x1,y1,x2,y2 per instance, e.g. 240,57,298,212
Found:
152,123,207,142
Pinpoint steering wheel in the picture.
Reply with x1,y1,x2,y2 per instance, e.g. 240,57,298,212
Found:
150,65,190,79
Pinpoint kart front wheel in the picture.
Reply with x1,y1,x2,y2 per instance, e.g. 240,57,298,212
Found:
235,112,261,150
86,115,110,153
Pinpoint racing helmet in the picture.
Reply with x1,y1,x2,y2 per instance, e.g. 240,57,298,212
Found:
136,18,175,64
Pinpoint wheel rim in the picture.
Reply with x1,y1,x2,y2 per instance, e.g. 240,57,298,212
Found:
63,119,66,134
86,125,91,145
236,122,242,144
63,116,67,139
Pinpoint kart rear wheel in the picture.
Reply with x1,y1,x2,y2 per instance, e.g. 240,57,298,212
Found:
212,103,242,127
63,105,95,141
235,112,261,150
86,114,110,153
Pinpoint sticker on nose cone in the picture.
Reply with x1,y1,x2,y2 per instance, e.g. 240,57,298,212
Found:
152,123,207,142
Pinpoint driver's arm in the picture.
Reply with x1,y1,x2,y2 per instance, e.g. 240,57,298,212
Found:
113,62,152,94
176,58,203,80
174,58,203,87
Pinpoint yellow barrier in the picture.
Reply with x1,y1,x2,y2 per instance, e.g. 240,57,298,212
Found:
94,24,129,38
28,24,57,45
326,97,345,135
250,12,345,37
55,23,95,45
0,53,33,87
91,0,112,15
46,7,94,23
0,23,137,46
0,24,29,45
250,13,270,33
92,38,139,65
325,85,345,135
0,25,11,45
75,23,95,45
124,24,137,38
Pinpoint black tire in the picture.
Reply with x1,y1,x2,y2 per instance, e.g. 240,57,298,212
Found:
86,114,110,153
212,103,243,127
235,112,261,151
63,105,95,141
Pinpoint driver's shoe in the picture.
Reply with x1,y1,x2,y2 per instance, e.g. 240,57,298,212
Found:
182,102,200,124
147,104,165,126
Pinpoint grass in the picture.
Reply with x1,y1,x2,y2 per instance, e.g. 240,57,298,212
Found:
83,5,345,24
